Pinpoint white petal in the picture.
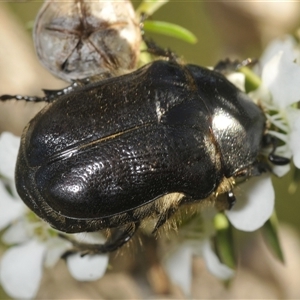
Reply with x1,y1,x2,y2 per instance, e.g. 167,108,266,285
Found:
0,132,20,181
0,240,46,299
2,219,30,245
44,237,72,268
66,253,109,281
74,232,106,244
292,152,300,169
289,117,300,168
201,239,234,280
0,181,25,230
226,174,274,232
272,164,290,177
227,72,245,92
164,244,193,296
259,36,297,72
262,51,300,108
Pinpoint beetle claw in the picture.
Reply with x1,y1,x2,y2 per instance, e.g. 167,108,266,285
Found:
152,206,179,234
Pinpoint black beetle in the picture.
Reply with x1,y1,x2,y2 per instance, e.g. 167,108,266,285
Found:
0,59,289,254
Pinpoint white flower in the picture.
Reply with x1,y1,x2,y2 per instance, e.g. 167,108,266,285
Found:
66,233,109,281
0,132,109,299
164,208,234,295
225,174,275,231
224,78,275,232
226,38,300,231
166,37,300,293
256,35,300,171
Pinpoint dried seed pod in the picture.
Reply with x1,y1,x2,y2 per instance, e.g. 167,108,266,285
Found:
34,0,141,82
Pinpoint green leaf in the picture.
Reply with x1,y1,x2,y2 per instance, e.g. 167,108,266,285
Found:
288,167,300,194
240,66,262,93
136,0,169,17
261,211,284,263
144,20,197,44
213,213,236,270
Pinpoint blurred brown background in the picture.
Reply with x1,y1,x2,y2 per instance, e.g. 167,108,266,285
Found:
0,1,300,299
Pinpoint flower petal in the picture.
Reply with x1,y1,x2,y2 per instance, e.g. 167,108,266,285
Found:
262,51,300,108
201,239,234,280
44,237,72,268
164,244,193,296
0,181,25,230
226,174,274,232
66,253,109,281
259,36,297,72
0,132,20,181
227,72,245,92
272,164,290,177
289,116,300,168
0,240,46,299
2,219,30,245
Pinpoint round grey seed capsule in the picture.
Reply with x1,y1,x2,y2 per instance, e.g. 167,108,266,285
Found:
34,0,141,82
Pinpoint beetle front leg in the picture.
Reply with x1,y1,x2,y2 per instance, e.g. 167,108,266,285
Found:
0,94,47,103
0,82,81,103
213,58,256,75
143,38,178,62
61,221,140,256
0,72,116,104
262,134,290,165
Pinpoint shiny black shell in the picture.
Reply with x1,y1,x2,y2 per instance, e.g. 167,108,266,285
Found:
16,60,266,233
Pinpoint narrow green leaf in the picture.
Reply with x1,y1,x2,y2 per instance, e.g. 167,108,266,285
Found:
213,213,236,270
144,20,197,44
240,66,262,93
136,0,169,17
288,167,300,194
261,211,284,263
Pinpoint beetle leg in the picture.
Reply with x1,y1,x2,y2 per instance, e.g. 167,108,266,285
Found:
60,221,140,256
235,161,270,178
0,84,82,103
143,37,178,62
139,12,177,62
0,78,98,103
152,206,179,233
42,82,81,102
263,134,290,165
43,72,117,101
214,58,256,75
0,94,47,103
